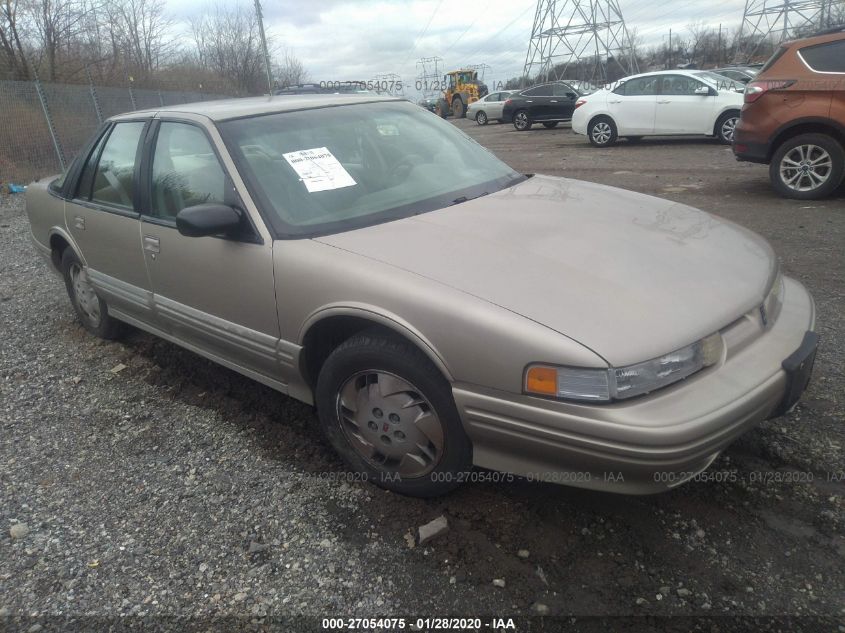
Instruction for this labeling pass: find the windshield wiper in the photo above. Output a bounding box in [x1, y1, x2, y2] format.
[451, 191, 489, 206]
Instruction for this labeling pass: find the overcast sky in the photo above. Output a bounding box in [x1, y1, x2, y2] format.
[168, 0, 749, 97]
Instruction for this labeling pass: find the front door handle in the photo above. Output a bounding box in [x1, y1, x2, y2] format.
[658, 100, 671, 104]
[550, 100, 558, 103]
[143, 235, 160, 254]
[73, 216, 85, 230]
[609, 100, 622, 104]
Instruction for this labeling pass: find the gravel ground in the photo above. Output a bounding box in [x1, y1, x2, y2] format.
[1, 121, 844, 631]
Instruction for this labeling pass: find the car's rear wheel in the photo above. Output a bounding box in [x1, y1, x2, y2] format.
[716, 111, 740, 144]
[542, 121, 558, 129]
[626, 136, 643, 143]
[513, 110, 531, 131]
[770, 133, 845, 200]
[588, 116, 617, 147]
[476, 111, 488, 125]
[61, 248, 122, 339]
[315, 329, 473, 497]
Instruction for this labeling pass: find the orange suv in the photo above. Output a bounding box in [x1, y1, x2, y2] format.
[733, 27, 845, 199]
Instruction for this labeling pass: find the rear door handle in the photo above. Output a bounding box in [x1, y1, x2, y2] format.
[609, 100, 622, 104]
[143, 235, 160, 254]
[73, 216, 85, 230]
[658, 100, 671, 104]
[550, 100, 558, 103]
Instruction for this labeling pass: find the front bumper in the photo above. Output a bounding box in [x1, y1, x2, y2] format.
[453, 276, 816, 494]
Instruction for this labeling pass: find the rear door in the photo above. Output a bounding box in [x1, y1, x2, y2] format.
[65, 120, 153, 322]
[485, 92, 506, 119]
[606, 76, 658, 134]
[655, 74, 716, 135]
[138, 117, 282, 380]
[521, 84, 555, 120]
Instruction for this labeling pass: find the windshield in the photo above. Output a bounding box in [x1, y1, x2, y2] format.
[219, 101, 523, 237]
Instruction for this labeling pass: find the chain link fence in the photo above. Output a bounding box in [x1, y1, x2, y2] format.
[0, 79, 229, 185]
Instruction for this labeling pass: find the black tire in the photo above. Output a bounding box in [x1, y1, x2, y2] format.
[60, 248, 123, 339]
[715, 110, 740, 145]
[315, 329, 473, 497]
[451, 97, 465, 118]
[513, 109, 531, 131]
[588, 116, 617, 147]
[435, 98, 449, 119]
[626, 136, 643, 143]
[475, 111, 488, 125]
[769, 133, 845, 200]
[542, 121, 559, 129]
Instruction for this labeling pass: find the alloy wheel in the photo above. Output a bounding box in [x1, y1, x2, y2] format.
[721, 116, 738, 142]
[591, 121, 612, 145]
[514, 112, 528, 130]
[779, 144, 833, 192]
[336, 370, 444, 478]
[69, 263, 101, 327]
[476, 111, 487, 125]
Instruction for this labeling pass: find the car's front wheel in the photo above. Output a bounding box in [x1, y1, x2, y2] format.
[476, 111, 488, 125]
[513, 110, 531, 131]
[770, 133, 845, 200]
[61, 248, 123, 339]
[542, 121, 558, 129]
[588, 116, 617, 147]
[315, 330, 473, 497]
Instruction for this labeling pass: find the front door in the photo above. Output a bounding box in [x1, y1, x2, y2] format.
[655, 75, 716, 135]
[521, 84, 554, 120]
[551, 83, 579, 120]
[66, 120, 153, 322]
[139, 119, 281, 379]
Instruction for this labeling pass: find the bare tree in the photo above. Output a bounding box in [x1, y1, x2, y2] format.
[191, 2, 266, 95]
[274, 48, 308, 87]
[0, 0, 30, 78]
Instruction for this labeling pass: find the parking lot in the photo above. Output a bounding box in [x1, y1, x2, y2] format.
[1, 118, 844, 628]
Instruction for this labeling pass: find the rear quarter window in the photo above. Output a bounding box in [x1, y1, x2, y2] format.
[799, 40, 845, 73]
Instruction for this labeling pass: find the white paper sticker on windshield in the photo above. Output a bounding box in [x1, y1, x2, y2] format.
[282, 147, 356, 193]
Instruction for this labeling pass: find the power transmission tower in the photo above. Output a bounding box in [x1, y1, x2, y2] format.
[416, 56, 443, 100]
[522, 0, 639, 86]
[736, 0, 843, 61]
[372, 73, 405, 97]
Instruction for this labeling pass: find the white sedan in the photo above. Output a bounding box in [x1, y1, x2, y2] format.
[572, 70, 745, 147]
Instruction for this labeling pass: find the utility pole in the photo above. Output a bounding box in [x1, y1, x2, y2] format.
[717, 24, 722, 67]
[254, 0, 274, 94]
[669, 29, 673, 68]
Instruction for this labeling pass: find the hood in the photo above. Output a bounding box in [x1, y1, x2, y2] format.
[315, 175, 774, 367]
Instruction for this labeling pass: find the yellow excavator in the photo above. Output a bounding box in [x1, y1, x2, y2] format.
[435, 69, 488, 119]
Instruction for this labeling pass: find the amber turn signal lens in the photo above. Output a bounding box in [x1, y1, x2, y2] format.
[526, 366, 557, 396]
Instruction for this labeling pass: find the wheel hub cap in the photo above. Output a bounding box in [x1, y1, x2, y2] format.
[336, 371, 444, 478]
[779, 144, 832, 192]
[70, 263, 101, 327]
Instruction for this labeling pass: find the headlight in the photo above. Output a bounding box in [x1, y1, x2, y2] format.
[525, 333, 722, 402]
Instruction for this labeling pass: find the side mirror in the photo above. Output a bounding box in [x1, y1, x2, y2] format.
[694, 85, 715, 96]
[176, 203, 242, 238]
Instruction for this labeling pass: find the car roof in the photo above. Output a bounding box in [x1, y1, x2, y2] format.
[620, 69, 709, 81]
[784, 26, 845, 48]
[110, 94, 404, 122]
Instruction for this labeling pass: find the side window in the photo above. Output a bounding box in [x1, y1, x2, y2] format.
[553, 83, 576, 97]
[89, 122, 145, 208]
[800, 40, 845, 73]
[75, 128, 110, 200]
[661, 75, 704, 96]
[523, 85, 551, 97]
[151, 122, 227, 220]
[617, 77, 658, 96]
